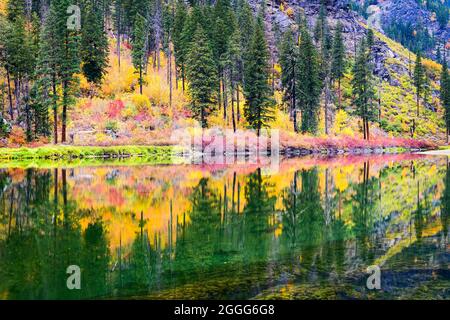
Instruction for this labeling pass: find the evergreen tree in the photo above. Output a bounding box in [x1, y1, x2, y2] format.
[314, 3, 326, 45]
[441, 61, 450, 143]
[414, 52, 425, 117]
[225, 26, 242, 132]
[185, 25, 217, 128]
[131, 13, 147, 94]
[36, 6, 60, 143]
[31, 20, 54, 138]
[243, 16, 274, 136]
[366, 28, 374, 49]
[237, 0, 254, 80]
[331, 22, 346, 109]
[172, 1, 187, 90]
[318, 15, 333, 134]
[179, 7, 204, 91]
[279, 28, 299, 132]
[81, 4, 109, 86]
[6, 0, 25, 22]
[351, 39, 376, 140]
[47, 0, 81, 143]
[297, 24, 322, 134]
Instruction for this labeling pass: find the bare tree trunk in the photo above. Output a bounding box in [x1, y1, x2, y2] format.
[231, 80, 236, 132]
[14, 78, 20, 120]
[218, 74, 222, 114]
[363, 118, 366, 140]
[175, 57, 178, 90]
[366, 118, 370, 141]
[236, 86, 240, 122]
[53, 74, 58, 144]
[169, 41, 173, 108]
[6, 69, 13, 120]
[62, 81, 67, 143]
[445, 125, 449, 144]
[294, 110, 298, 133]
[182, 65, 185, 92]
[416, 93, 420, 117]
[338, 78, 341, 109]
[139, 67, 143, 94]
[324, 76, 331, 135]
[117, 0, 121, 71]
[271, 62, 275, 93]
[222, 73, 227, 121]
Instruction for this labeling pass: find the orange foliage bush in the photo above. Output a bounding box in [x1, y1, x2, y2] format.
[7, 126, 26, 146]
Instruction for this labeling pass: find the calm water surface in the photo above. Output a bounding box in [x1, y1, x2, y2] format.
[0, 154, 449, 299]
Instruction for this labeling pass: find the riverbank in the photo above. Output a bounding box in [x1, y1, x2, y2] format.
[0, 145, 178, 161]
[0, 137, 437, 163]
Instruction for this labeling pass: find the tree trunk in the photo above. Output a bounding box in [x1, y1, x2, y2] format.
[24, 79, 31, 141]
[139, 66, 143, 94]
[366, 118, 370, 141]
[6, 69, 13, 120]
[14, 79, 20, 120]
[447, 126, 449, 144]
[231, 81, 236, 133]
[363, 118, 366, 140]
[52, 75, 58, 144]
[416, 93, 420, 117]
[338, 78, 341, 110]
[117, 3, 121, 71]
[62, 81, 67, 143]
[271, 62, 275, 94]
[182, 65, 185, 92]
[236, 86, 240, 122]
[156, 43, 161, 71]
[175, 57, 178, 90]
[222, 74, 227, 121]
[169, 43, 173, 108]
[294, 110, 298, 133]
[218, 74, 222, 113]
[324, 77, 330, 135]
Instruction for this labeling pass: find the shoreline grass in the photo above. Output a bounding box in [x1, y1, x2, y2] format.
[0, 145, 179, 161]
[0, 140, 439, 169]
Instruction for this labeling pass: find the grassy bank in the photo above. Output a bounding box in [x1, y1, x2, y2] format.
[0, 145, 179, 161]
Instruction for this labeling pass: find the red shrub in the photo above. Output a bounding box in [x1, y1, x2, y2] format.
[107, 100, 125, 119]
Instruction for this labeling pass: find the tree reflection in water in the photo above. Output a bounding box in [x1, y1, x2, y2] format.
[0, 156, 448, 299]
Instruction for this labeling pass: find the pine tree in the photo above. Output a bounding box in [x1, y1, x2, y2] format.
[297, 24, 322, 134]
[38, 5, 60, 143]
[81, 4, 109, 87]
[114, 0, 123, 69]
[47, 0, 81, 143]
[366, 28, 374, 49]
[331, 22, 346, 110]
[414, 52, 425, 117]
[351, 39, 376, 140]
[185, 24, 218, 128]
[31, 19, 54, 139]
[6, 0, 25, 22]
[314, 3, 326, 45]
[237, 0, 254, 77]
[318, 13, 333, 134]
[225, 26, 242, 132]
[279, 28, 299, 132]
[179, 7, 204, 91]
[131, 13, 147, 94]
[172, 1, 187, 90]
[243, 16, 274, 136]
[441, 61, 450, 143]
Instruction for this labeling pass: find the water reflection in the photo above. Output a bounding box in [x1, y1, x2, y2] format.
[0, 155, 448, 299]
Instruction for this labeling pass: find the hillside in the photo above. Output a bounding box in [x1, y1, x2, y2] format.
[261, 0, 446, 141]
[0, 0, 449, 152]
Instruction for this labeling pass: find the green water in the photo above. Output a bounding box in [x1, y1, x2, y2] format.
[0, 155, 448, 300]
